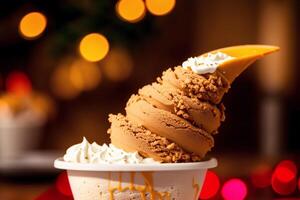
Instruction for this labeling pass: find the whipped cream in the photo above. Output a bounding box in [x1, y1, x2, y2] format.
[63, 137, 159, 164]
[182, 52, 234, 74]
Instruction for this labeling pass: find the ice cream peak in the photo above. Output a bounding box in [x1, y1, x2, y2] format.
[182, 52, 234, 74]
[63, 137, 158, 164]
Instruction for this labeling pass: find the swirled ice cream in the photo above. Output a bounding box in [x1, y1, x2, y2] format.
[63, 137, 158, 164]
[108, 45, 280, 163]
[61, 45, 279, 164]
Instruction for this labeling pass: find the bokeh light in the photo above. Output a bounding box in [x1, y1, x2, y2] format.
[298, 177, 300, 192]
[145, 0, 176, 16]
[19, 12, 47, 39]
[51, 58, 102, 99]
[250, 163, 272, 188]
[30, 93, 56, 119]
[199, 170, 220, 199]
[271, 160, 297, 195]
[116, 0, 146, 23]
[221, 178, 247, 200]
[79, 33, 109, 62]
[55, 171, 73, 196]
[0, 94, 22, 113]
[273, 160, 297, 183]
[51, 59, 81, 100]
[272, 175, 297, 195]
[6, 71, 32, 96]
[70, 59, 101, 91]
[102, 47, 133, 82]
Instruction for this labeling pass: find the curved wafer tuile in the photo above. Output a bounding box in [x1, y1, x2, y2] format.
[207, 45, 280, 83]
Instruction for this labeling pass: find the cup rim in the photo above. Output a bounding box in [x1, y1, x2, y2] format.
[54, 157, 217, 172]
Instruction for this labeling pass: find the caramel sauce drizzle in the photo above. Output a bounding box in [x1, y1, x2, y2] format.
[192, 177, 200, 200]
[108, 172, 171, 200]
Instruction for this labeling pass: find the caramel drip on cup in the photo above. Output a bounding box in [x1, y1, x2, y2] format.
[130, 172, 135, 190]
[108, 172, 171, 200]
[192, 177, 200, 200]
[140, 172, 170, 200]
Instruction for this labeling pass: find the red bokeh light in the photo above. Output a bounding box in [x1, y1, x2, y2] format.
[298, 178, 300, 191]
[274, 160, 297, 183]
[271, 160, 297, 195]
[271, 175, 297, 195]
[200, 170, 220, 199]
[6, 71, 32, 96]
[36, 187, 73, 200]
[250, 164, 272, 188]
[55, 171, 73, 196]
[221, 178, 247, 200]
[275, 166, 295, 183]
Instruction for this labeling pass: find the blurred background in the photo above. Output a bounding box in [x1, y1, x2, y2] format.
[0, 0, 299, 199]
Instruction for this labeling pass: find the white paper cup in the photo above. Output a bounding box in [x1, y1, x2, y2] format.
[54, 158, 217, 200]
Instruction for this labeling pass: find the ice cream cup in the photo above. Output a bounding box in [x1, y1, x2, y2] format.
[0, 122, 43, 161]
[54, 158, 217, 200]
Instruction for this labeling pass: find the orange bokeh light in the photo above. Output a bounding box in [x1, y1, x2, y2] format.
[69, 59, 101, 91]
[51, 57, 102, 99]
[116, 0, 146, 23]
[19, 12, 47, 39]
[102, 47, 133, 82]
[51, 59, 81, 100]
[79, 33, 109, 62]
[145, 0, 176, 16]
